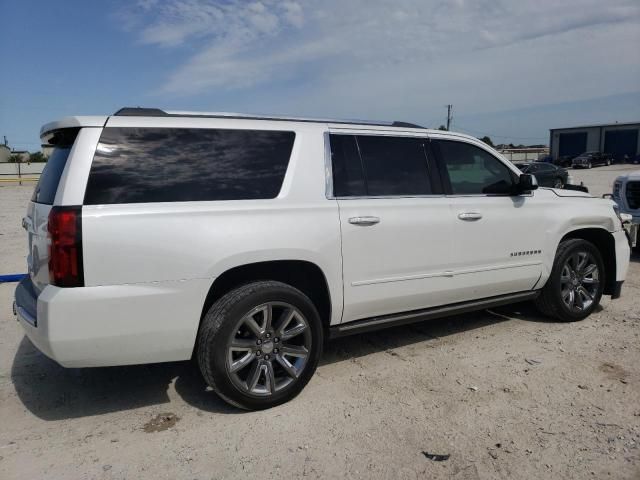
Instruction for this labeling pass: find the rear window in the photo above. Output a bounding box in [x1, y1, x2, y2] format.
[32, 129, 79, 205]
[84, 127, 295, 205]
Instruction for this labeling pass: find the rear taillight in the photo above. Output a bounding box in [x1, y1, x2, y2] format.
[48, 206, 84, 287]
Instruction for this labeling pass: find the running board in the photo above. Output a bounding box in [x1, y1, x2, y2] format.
[329, 291, 539, 338]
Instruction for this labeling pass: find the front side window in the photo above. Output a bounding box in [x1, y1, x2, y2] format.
[330, 134, 432, 197]
[84, 127, 295, 204]
[435, 140, 516, 195]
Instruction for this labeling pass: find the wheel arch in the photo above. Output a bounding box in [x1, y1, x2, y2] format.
[559, 227, 617, 295]
[199, 260, 333, 335]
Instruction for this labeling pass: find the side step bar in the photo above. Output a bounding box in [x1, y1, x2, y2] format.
[329, 290, 539, 338]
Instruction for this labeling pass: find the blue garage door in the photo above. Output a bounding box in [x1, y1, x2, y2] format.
[604, 129, 639, 161]
[558, 132, 587, 157]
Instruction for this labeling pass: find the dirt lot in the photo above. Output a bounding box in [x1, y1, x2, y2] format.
[1, 166, 639, 479]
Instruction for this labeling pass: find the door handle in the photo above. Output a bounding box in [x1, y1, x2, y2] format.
[458, 212, 483, 221]
[349, 216, 380, 226]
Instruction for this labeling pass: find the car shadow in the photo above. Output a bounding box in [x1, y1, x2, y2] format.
[10, 336, 241, 420]
[8, 301, 582, 420]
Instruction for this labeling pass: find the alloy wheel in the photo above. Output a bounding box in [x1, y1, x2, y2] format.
[559, 251, 599, 312]
[226, 302, 311, 396]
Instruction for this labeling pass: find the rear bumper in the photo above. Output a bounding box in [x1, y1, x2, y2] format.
[13, 277, 212, 368]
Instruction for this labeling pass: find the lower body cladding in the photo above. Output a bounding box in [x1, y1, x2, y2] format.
[14, 277, 212, 367]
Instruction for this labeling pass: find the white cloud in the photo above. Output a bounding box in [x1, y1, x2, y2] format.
[119, 0, 640, 121]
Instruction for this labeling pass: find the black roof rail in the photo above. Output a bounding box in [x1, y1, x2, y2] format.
[113, 107, 168, 116]
[112, 107, 425, 129]
[391, 121, 425, 128]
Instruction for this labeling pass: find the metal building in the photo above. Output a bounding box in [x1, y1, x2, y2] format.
[549, 121, 640, 161]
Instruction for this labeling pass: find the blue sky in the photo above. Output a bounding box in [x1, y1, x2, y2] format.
[1, 0, 639, 151]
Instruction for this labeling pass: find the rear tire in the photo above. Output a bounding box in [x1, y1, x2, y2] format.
[553, 178, 564, 189]
[197, 281, 323, 410]
[535, 239, 604, 322]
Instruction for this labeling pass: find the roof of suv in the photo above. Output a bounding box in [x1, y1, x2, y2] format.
[40, 107, 481, 144]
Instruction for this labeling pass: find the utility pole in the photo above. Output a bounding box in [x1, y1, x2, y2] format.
[3, 136, 7, 147]
[446, 104, 453, 131]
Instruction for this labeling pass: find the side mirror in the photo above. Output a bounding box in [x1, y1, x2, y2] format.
[517, 173, 538, 194]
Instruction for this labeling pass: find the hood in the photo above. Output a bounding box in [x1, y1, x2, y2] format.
[547, 188, 592, 198]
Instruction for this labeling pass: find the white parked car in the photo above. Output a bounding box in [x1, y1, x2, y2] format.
[14, 108, 631, 409]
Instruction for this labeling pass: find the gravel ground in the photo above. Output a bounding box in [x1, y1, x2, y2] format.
[0, 166, 639, 480]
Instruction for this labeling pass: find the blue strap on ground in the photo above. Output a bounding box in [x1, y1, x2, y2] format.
[0, 274, 27, 283]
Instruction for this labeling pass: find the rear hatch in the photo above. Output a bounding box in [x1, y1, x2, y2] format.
[25, 128, 80, 294]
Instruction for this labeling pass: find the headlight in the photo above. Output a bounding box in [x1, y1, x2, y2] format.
[613, 204, 623, 229]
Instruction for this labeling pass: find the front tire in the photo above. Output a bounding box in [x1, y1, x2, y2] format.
[553, 178, 564, 189]
[197, 281, 323, 410]
[535, 239, 605, 322]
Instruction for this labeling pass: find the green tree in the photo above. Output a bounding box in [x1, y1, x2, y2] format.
[29, 151, 47, 163]
[8, 153, 23, 163]
[438, 125, 448, 131]
[479, 136, 494, 147]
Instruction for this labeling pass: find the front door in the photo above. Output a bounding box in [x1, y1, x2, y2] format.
[431, 138, 545, 301]
[329, 132, 456, 323]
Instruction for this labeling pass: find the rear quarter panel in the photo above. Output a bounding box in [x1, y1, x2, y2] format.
[80, 123, 344, 325]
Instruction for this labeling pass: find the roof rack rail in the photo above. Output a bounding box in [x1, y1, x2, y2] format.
[113, 107, 168, 117]
[112, 107, 425, 129]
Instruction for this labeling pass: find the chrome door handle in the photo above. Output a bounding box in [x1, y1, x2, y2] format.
[458, 212, 482, 221]
[349, 216, 380, 226]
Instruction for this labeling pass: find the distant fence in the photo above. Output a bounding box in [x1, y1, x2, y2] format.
[498, 149, 549, 162]
[0, 163, 44, 184]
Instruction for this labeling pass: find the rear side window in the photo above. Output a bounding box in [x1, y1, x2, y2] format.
[357, 135, 431, 196]
[330, 135, 366, 196]
[32, 128, 79, 205]
[330, 134, 432, 197]
[84, 128, 295, 205]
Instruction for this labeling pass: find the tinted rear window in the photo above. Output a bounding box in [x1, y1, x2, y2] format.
[84, 127, 295, 205]
[330, 134, 432, 197]
[32, 129, 79, 205]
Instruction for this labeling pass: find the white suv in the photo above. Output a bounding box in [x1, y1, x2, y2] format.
[14, 108, 631, 409]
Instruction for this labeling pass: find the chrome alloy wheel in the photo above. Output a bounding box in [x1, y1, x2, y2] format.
[560, 251, 600, 312]
[226, 302, 311, 396]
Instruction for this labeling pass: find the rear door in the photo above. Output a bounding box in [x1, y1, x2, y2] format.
[330, 131, 456, 323]
[25, 129, 79, 293]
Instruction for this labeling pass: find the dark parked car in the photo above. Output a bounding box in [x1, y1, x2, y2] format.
[554, 155, 575, 167]
[571, 151, 613, 169]
[516, 162, 568, 188]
